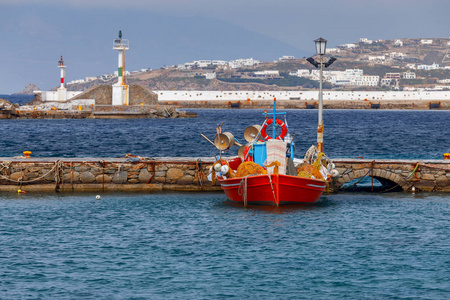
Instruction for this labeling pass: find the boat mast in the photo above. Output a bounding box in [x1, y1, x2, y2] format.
[273, 97, 276, 139]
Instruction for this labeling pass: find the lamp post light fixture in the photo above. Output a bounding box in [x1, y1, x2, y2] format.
[315, 37, 327, 55]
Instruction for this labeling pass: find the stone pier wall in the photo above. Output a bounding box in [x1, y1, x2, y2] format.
[332, 159, 450, 192]
[0, 158, 218, 192]
[1, 157, 449, 193]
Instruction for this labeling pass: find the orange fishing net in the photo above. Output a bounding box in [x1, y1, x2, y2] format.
[235, 161, 267, 177]
[297, 163, 323, 180]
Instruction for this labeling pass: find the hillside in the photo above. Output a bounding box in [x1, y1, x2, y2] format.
[65, 38, 450, 92]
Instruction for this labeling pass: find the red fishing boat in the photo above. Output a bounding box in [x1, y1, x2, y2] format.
[217, 172, 327, 206]
[205, 98, 338, 206]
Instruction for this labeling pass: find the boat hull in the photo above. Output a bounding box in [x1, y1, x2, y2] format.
[217, 174, 327, 206]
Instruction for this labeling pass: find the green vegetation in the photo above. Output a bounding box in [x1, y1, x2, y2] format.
[415, 70, 450, 80]
[401, 78, 437, 85]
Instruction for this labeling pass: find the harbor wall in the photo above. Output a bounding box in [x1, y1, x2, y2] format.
[159, 99, 450, 110]
[155, 90, 450, 109]
[1, 157, 449, 193]
[155, 90, 450, 102]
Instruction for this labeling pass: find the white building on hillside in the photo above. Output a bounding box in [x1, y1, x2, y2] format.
[254, 70, 280, 78]
[205, 72, 216, 80]
[360, 38, 373, 44]
[403, 72, 416, 79]
[228, 58, 261, 69]
[421, 39, 433, 45]
[417, 63, 440, 70]
[194, 60, 212, 68]
[389, 52, 407, 59]
[290, 68, 379, 87]
[327, 48, 340, 53]
[394, 39, 403, 46]
[212, 60, 227, 66]
[340, 43, 357, 49]
[368, 55, 386, 61]
[279, 55, 295, 61]
[289, 69, 311, 77]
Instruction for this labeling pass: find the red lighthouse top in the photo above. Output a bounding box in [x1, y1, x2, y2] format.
[58, 56, 64, 66]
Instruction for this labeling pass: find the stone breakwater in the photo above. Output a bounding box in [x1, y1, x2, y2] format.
[0, 157, 449, 193]
[0, 105, 197, 119]
[0, 157, 219, 192]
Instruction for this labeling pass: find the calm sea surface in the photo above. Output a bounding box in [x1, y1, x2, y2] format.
[1, 96, 449, 298]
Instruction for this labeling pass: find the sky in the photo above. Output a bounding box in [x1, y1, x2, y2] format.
[0, 0, 449, 94]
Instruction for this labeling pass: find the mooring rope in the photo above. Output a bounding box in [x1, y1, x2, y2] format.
[0, 161, 60, 184]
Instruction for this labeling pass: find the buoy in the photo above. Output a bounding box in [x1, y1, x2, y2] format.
[444, 153, 450, 160]
[96, 195, 101, 200]
[213, 163, 222, 172]
[411, 186, 416, 194]
[330, 169, 340, 177]
[23, 151, 32, 158]
[220, 165, 229, 175]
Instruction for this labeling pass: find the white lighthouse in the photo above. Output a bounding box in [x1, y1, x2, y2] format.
[57, 55, 67, 101]
[112, 30, 129, 105]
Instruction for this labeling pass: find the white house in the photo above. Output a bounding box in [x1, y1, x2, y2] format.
[394, 39, 403, 47]
[228, 58, 261, 69]
[421, 39, 433, 45]
[279, 55, 295, 61]
[254, 70, 280, 78]
[340, 43, 357, 49]
[205, 72, 216, 80]
[389, 52, 407, 59]
[289, 69, 311, 77]
[360, 38, 373, 44]
[326, 48, 340, 53]
[417, 63, 440, 70]
[368, 55, 386, 61]
[402, 72, 416, 79]
[194, 60, 212, 68]
[212, 60, 227, 66]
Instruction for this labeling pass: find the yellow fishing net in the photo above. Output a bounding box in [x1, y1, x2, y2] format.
[297, 163, 323, 180]
[235, 161, 267, 177]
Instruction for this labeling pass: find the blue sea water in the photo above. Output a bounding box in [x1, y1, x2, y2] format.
[0, 109, 449, 159]
[0, 94, 34, 105]
[0, 192, 449, 299]
[0, 108, 450, 299]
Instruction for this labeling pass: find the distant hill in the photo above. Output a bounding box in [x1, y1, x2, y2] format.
[13, 84, 40, 95]
[62, 37, 449, 92]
